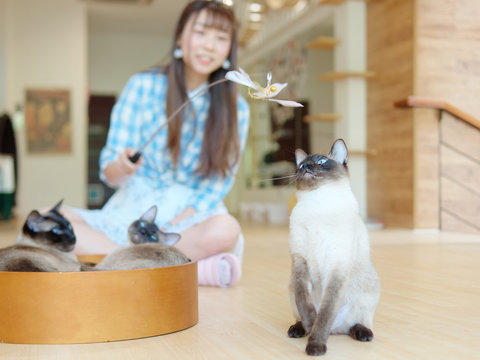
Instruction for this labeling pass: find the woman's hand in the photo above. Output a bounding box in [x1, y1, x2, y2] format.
[118, 148, 141, 175]
[103, 148, 142, 187]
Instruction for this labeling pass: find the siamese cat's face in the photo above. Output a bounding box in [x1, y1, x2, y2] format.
[22, 200, 76, 252]
[295, 139, 349, 191]
[128, 205, 181, 246]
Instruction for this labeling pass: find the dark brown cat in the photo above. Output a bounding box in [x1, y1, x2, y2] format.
[0, 200, 83, 272]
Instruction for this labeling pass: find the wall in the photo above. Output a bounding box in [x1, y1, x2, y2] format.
[413, 0, 480, 228]
[367, 0, 480, 229]
[333, 1, 368, 217]
[4, 0, 88, 214]
[415, 0, 480, 117]
[0, 0, 6, 112]
[88, 32, 170, 95]
[297, 38, 335, 154]
[367, 0, 415, 227]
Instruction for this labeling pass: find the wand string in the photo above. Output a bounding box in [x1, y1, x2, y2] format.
[128, 77, 228, 163]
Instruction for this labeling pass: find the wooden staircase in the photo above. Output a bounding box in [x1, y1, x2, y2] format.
[396, 97, 480, 234]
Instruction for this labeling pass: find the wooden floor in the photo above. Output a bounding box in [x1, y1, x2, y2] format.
[0, 220, 479, 359]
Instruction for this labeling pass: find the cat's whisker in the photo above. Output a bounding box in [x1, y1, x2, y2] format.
[254, 174, 296, 185]
[287, 176, 298, 186]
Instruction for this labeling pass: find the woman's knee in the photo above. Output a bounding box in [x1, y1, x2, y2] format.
[207, 214, 241, 249]
[59, 207, 85, 223]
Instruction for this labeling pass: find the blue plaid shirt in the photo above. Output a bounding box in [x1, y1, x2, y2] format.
[99, 71, 250, 212]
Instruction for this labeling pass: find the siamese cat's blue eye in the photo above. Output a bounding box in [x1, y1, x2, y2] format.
[317, 158, 327, 165]
[51, 227, 62, 235]
[149, 234, 158, 241]
[139, 221, 146, 228]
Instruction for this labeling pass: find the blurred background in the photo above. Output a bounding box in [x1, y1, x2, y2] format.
[1, 0, 480, 233]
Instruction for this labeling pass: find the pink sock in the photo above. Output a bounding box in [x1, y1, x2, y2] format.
[197, 253, 242, 287]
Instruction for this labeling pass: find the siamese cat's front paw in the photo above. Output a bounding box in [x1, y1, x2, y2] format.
[288, 321, 306, 338]
[349, 324, 374, 342]
[305, 340, 327, 356]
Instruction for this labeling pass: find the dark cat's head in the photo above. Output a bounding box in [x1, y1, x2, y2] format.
[22, 199, 76, 252]
[128, 205, 181, 246]
[295, 139, 349, 191]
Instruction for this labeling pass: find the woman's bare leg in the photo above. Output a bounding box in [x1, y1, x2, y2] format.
[175, 214, 240, 261]
[58, 207, 239, 257]
[61, 207, 121, 255]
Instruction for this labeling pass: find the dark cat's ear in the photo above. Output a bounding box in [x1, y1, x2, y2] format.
[25, 210, 43, 232]
[51, 199, 64, 213]
[295, 149, 308, 166]
[25, 210, 56, 232]
[163, 233, 181, 246]
[141, 205, 157, 223]
[329, 139, 348, 166]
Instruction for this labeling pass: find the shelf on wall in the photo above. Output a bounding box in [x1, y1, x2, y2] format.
[317, 71, 375, 81]
[305, 36, 340, 50]
[304, 113, 340, 122]
[317, 0, 347, 5]
[317, 0, 368, 5]
[349, 149, 378, 157]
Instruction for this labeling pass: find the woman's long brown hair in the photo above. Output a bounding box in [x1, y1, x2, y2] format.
[166, 1, 239, 178]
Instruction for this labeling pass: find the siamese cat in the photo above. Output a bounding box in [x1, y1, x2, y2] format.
[0, 200, 83, 272]
[288, 139, 380, 356]
[95, 205, 190, 271]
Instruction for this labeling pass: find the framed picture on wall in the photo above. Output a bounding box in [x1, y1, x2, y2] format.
[25, 89, 71, 154]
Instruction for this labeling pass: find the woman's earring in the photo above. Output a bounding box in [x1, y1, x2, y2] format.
[173, 47, 183, 59]
[222, 59, 231, 70]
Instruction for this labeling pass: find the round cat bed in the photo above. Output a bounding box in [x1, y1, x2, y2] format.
[0, 255, 198, 344]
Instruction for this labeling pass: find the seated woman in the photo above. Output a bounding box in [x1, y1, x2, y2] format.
[62, 0, 249, 287]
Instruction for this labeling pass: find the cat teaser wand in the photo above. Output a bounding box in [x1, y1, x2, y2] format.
[128, 77, 226, 163]
[128, 68, 303, 163]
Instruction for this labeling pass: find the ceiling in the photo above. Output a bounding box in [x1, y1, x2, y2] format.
[87, 0, 193, 35]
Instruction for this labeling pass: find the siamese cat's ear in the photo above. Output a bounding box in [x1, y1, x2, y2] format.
[26, 210, 56, 232]
[141, 205, 157, 223]
[329, 139, 348, 166]
[163, 233, 181, 246]
[25, 210, 43, 232]
[51, 199, 64, 213]
[295, 149, 308, 166]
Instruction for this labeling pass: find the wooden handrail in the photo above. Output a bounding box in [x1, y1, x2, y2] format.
[395, 96, 480, 130]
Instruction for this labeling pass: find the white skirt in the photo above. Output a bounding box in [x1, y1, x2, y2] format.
[72, 176, 228, 246]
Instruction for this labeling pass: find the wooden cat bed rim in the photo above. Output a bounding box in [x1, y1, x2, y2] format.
[0, 256, 198, 344]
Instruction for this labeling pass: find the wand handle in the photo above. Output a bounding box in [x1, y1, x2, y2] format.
[127, 77, 228, 163]
[128, 151, 142, 163]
